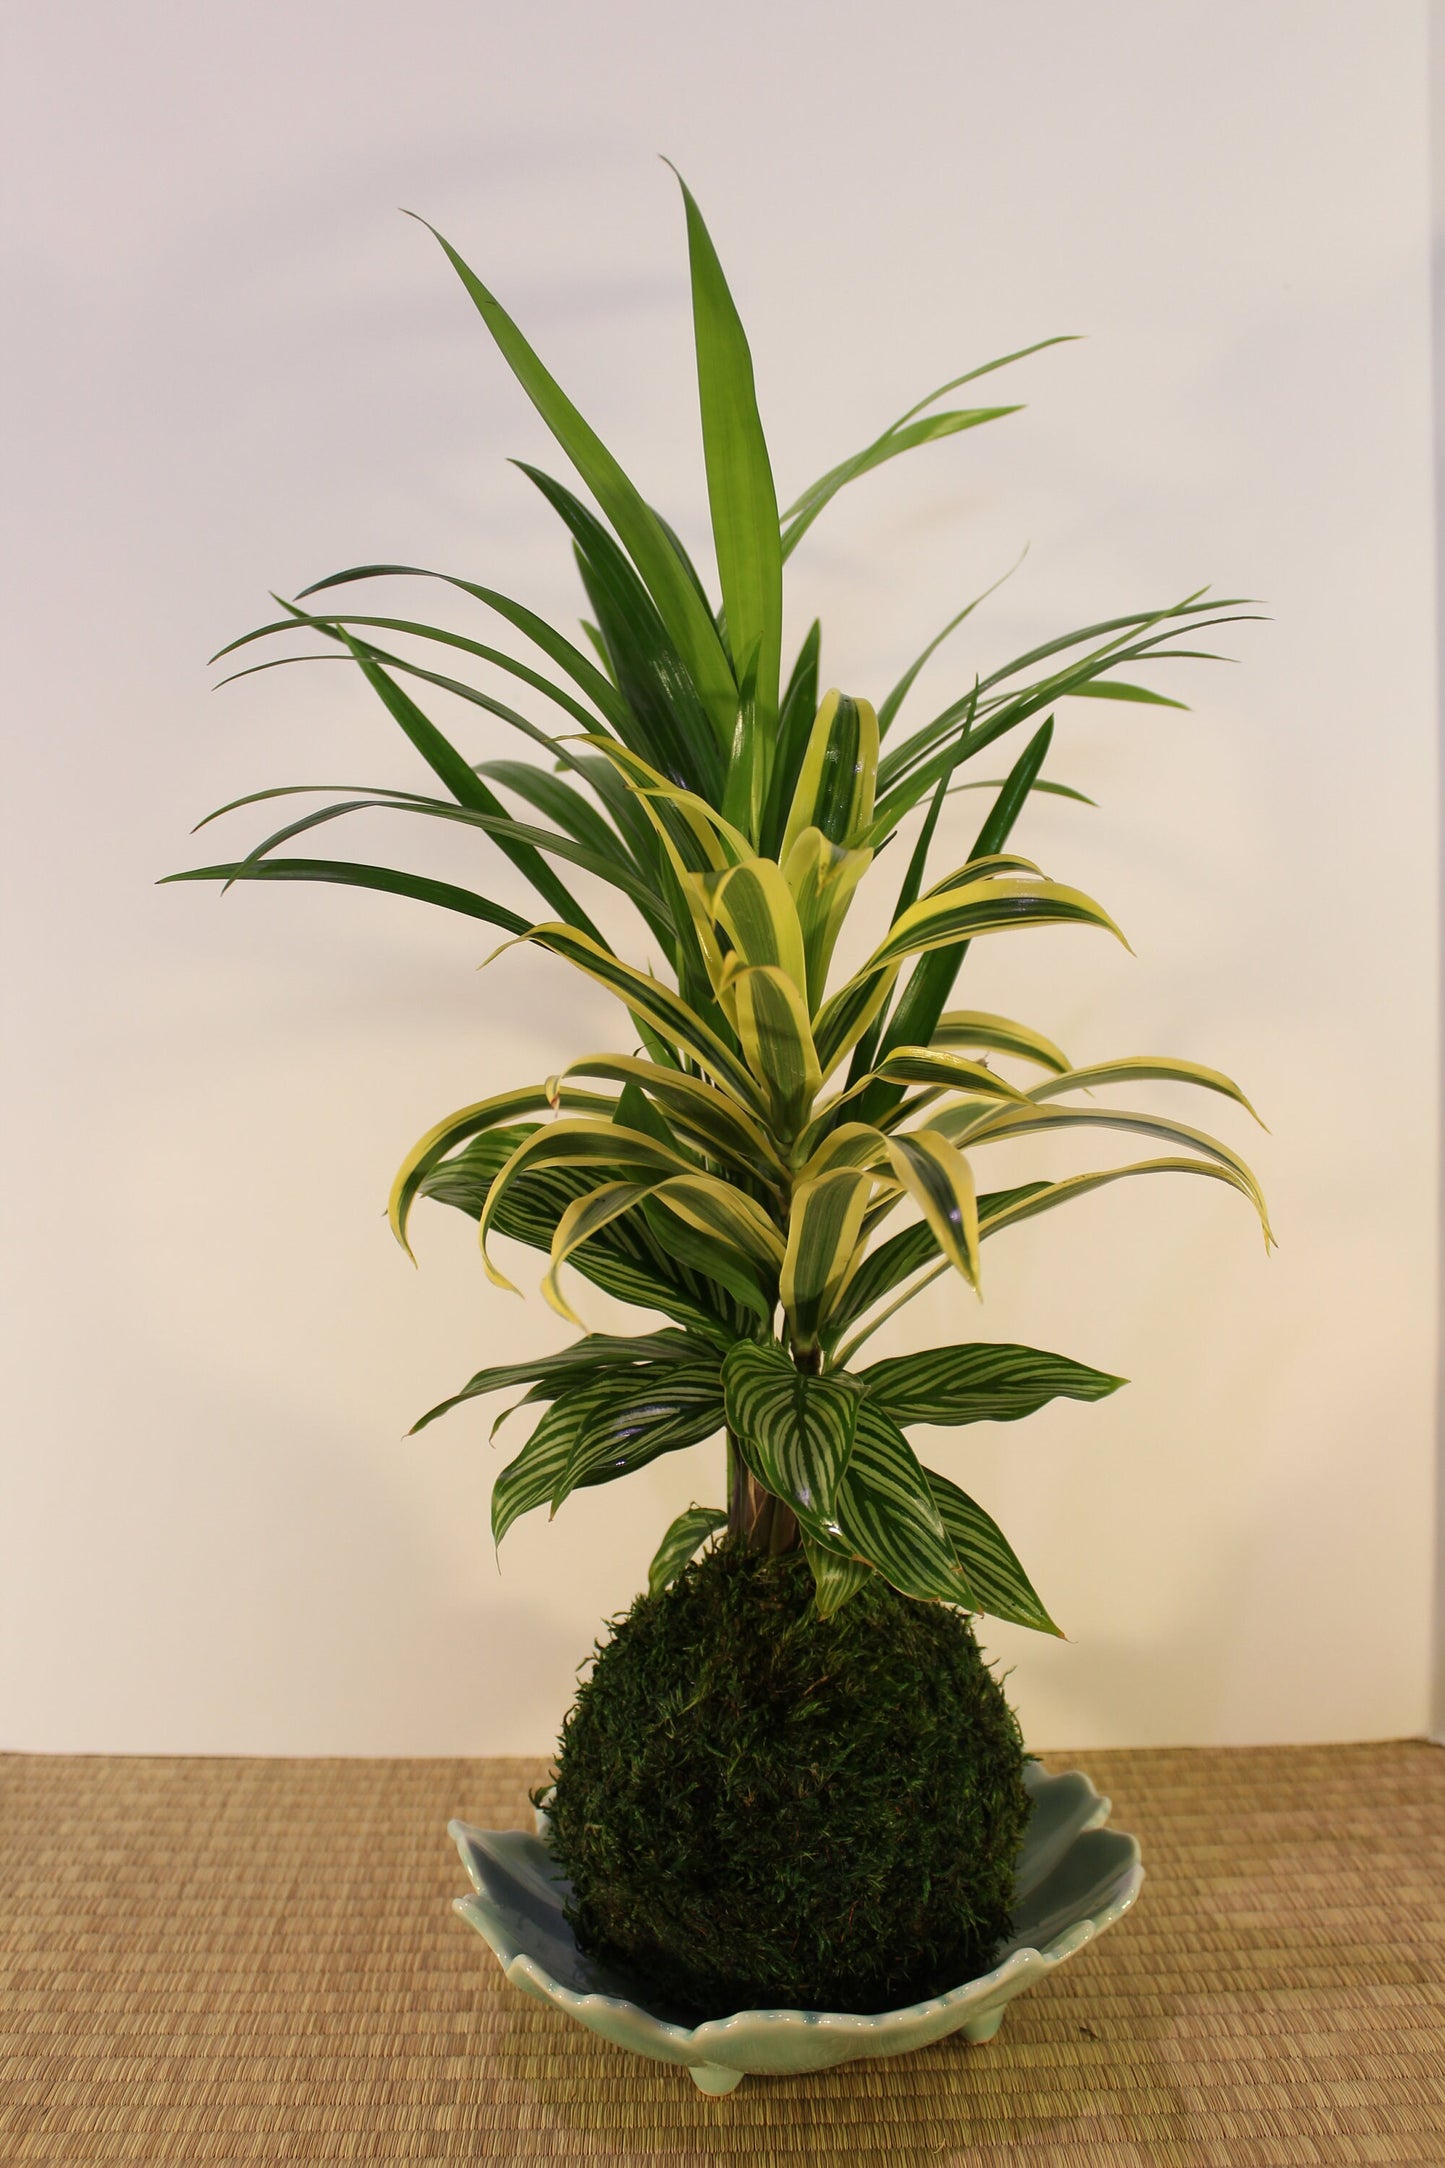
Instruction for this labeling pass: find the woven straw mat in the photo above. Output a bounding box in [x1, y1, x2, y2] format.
[2, 1740, 1442, 2165]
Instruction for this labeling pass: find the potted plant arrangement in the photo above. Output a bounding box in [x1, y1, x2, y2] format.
[170, 174, 1268, 2093]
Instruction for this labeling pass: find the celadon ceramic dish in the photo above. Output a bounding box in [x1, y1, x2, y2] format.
[449, 1760, 1142, 2093]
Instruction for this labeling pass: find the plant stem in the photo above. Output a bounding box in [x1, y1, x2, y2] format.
[727, 1431, 800, 1554]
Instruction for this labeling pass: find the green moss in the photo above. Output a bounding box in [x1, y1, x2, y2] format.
[542, 1540, 1030, 2020]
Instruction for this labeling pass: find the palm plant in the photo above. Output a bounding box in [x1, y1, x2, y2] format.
[169, 176, 1268, 1641]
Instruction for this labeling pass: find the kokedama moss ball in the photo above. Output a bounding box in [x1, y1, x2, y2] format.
[543, 1540, 1031, 2020]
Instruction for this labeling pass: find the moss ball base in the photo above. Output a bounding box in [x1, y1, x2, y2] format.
[543, 1541, 1031, 2021]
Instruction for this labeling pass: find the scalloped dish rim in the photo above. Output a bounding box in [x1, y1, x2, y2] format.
[449, 1758, 1143, 2091]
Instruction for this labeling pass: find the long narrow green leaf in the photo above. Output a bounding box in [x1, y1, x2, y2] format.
[762, 620, 822, 855]
[411, 215, 739, 742]
[215, 607, 610, 736]
[224, 790, 659, 937]
[672, 168, 783, 749]
[1064, 679, 1188, 709]
[879, 600, 1256, 798]
[877, 554, 1026, 736]
[519, 463, 723, 798]
[327, 640, 612, 935]
[294, 562, 632, 729]
[477, 759, 629, 866]
[161, 858, 531, 939]
[781, 406, 1023, 560]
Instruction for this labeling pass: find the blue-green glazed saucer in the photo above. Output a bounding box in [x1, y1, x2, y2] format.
[449, 1760, 1141, 2094]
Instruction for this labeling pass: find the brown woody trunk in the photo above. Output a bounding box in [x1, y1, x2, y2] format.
[726, 1433, 800, 1554]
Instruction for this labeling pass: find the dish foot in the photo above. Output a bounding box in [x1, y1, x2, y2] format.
[689, 2062, 744, 2095]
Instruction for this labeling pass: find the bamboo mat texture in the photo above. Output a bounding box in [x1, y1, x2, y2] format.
[2, 1741, 1442, 2165]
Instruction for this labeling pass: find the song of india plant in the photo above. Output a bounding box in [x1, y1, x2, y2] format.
[171, 175, 1269, 2018]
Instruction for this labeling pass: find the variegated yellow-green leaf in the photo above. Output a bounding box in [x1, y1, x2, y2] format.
[577, 737, 754, 869]
[780, 690, 879, 858]
[866, 872, 1127, 976]
[725, 963, 821, 1137]
[1028, 1055, 1264, 1124]
[942, 1100, 1272, 1241]
[883, 1129, 981, 1291]
[479, 1119, 693, 1290]
[649, 1174, 786, 1277]
[542, 1181, 658, 1323]
[791, 1118, 893, 1181]
[811, 963, 901, 1079]
[388, 1082, 615, 1257]
[932, 1009, 1073, 1076]
[703, 858, 809, 995]
[648, 1503, 729, 1598]
[924, 1465, 1061, 1633]
[782, 825, 872, 1011]
[781, 1168, 875, 1350]
[548, 1053, 786, 1182]
[977, 1156, 1269, 1245]
[868, 1047, 1032, 1104]
[520, 923, 763, 1109]
[723, 1340, 861, 1530]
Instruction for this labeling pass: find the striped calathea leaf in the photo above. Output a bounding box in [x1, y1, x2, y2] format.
[171, 167, 1272, 1635]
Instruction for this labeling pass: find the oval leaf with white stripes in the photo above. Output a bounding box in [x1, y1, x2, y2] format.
[860, 1342, 1125, 1427]
[647, 1504, 729, 1598]
[832, 1400, 966, 1603]
[924, 1465, 1061, 1634]
[723, 1340, 861, 1528]
[802, 1534, 874, 1619]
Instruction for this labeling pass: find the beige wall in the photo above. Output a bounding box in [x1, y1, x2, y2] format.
[2, 0, 1436, 1753]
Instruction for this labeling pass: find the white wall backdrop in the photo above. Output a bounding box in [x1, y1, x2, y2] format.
[2, 0, 1436, 1755]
